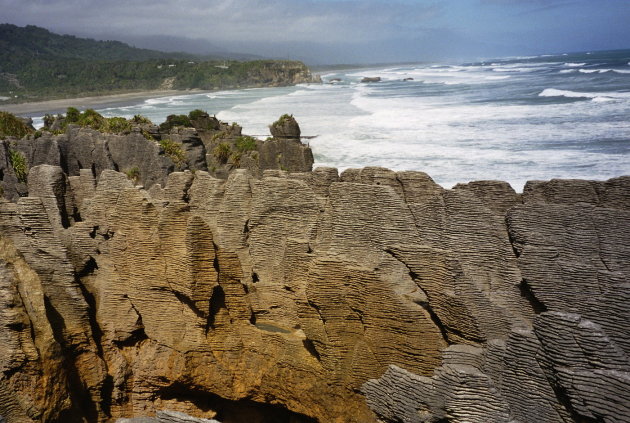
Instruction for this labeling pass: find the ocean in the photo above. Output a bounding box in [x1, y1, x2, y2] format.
[68, 49, 630, 191]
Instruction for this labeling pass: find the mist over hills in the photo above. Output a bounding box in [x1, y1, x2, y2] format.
[0, 23, 262, 66]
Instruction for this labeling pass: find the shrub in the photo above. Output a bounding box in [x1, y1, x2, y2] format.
[8, 149, 28, 182]
[230, 151, 242, 167]
[213, 142, 231, 163]
[235, 135, 257, 153]
[188, 109, 207, 120]
[106, 117, 131, 133]
[141, 130, 155, 141]
[43, 114, 55, 128]
[124, 167, 140, 184]
[76, 109, 106, 130]
[212, 131, 227, 141]
[159, 114, 192, 131]
[66, 107, 80, 123]
[132, 114, 152, 124]
[159, 138, 187, 167]
[0, 112, 32, 138]
[275, 113, 293, 125]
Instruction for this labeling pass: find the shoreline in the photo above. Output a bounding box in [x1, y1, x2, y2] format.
[0, 89, 206, 116]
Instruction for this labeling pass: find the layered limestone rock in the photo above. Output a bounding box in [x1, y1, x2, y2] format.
[0, 163, 628, 423]
[0, 116, 314, 201]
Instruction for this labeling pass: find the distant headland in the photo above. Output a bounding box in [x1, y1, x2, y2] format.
[0, 24, 320, 104]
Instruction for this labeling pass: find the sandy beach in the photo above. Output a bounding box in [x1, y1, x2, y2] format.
[0, 89, 205, 116]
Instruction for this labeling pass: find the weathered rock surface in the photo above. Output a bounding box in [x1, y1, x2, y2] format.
[269, 115, 301, 140]
[0, 118, 314, 201]
[0, 165, 628, 423]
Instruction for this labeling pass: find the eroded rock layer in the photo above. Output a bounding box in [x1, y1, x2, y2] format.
[0, 163, 628, 423]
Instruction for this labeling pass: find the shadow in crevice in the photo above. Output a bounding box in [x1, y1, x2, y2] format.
[159, 383, 318, 423]
[44, 296, 99, 423]
[519, 279, 547, 314]
[206, 285, 226, 332]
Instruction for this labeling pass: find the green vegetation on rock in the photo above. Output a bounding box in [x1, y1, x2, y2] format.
[132, 114, 152, 125]
[8, 148, 28, 182]
[213, 142, 231, 163]
[235, 135, 258, 152]
[188, 109, 207, 121]
[159, 115, 193, 131]
[106, 117, 132, 133]
[124, 167, 140, 184]
[159, 138, 186, 168]
[274, 114, 293, 125]
[0, 111, 32, 138]
[58, 107, 131, 133]
[230, 151, 242, 167]
[66, 107, 81, 122]
[76, 109, 106, 129]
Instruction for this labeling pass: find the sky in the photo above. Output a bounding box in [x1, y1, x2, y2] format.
[2, 0, 630, 64]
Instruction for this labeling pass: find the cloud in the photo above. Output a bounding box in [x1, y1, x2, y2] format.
[0, 0, 442, 44]
[1, 0, 627, 63]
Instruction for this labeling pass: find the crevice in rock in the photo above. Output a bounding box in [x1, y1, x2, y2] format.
[158, 383, 318, 423]
[384, 248, 453, 345]
[252, 272, 259, 283]
[58, 142, 69, 176]
[113, 297, 148, 348]
[549, 381, 599, 423]
[302, 339, 321, 361]
[43, 295, 99, 422]
[74, 263, 114, 417]
[173, 290, 207, 320]
[206, 285, 226, 332]
[505, 215, 522, 259]
[78, 256, 99, 278]
[212, 249, 220, 274]
[112, 327, 148, 348]
[519, 279, 547, 314]
[307, 299, 325, 324]
[71, 205, 82, 223]
[182, 177, 193, 204]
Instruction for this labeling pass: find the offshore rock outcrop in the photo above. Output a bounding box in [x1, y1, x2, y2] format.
[0, 148, 628, 421]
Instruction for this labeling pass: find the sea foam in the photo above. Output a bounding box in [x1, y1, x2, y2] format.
[539, 88, 630, 101]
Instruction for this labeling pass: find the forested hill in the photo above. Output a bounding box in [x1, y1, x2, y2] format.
[0, 24, 318, 102]
[0, 24, 195, 68]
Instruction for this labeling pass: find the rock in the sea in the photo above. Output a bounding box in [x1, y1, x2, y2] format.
[269, 114, 301, 139]
[361, 76, 381, 83]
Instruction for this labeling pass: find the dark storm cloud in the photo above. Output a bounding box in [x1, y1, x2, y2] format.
[1, 0, 629, 63]
[1, 0, 441, 43]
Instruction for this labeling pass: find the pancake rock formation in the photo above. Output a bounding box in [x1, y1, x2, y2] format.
[0, 117, 629, 423]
